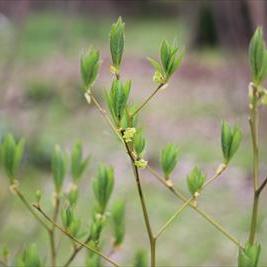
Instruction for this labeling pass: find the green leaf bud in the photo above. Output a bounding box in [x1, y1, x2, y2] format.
[90, 213, 106, 243]
[133, 129, 146, 157]
[35, 190, 42, 204]
[86, 253, 102, 267]
[71, 141, 90, 182]
[187, 167, 206, 195]
[111, 200, 125, 246]
[81, 48, 100, 89]
[61, 206, 74, 229]
[16, 244, 42, 267]
[92, 164, 114, 213]
[221, 121, 242, 164]
[1, 134, 25, 183]
[133, 250, 148, 267]
[66, 183, 79, 206]
[238, 242, 261, 267]
[106, 79, 131, 126]
[249, 27, 267, 85]
[110, 17, 125, 70]
[160, 144, 179, 179]
[51, 145, 67, 193]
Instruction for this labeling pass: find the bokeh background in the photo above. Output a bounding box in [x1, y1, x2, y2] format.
[0, 1, 267, 266]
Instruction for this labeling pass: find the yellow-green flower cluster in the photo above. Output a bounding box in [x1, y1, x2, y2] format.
[123, 127, 136, 143]
[134, 159, 148, 169]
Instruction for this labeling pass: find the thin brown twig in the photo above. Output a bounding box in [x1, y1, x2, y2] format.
[130, 83, 164, 117]
[10, 185, 50, 231]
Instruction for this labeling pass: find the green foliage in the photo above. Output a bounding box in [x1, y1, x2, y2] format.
[66, 184, 79, 206]
[249, 27, 267, 85]
[86, 253, 102, 267]
[221, 121, 242, 164]
[90, 213, 106, 244]
[61, 206, 73, 229]
[16, 244, 42, 267]
[148, 40, 184, 83]
[133, 250, 148, 267]
[121, 105, 138, 129]
[71, 141, 90, 182]
[111, 200, 125, 246]
[110, 17, 125, 70]
[133, 129, 146, 157]
[1, 134, 25, 182]
[92, 165, 114, 213]
[51, 145, 67, 193]
[81, 48, 101, 89]
[61, 206, 82, 237]
[106, 79, 131, 126]
[160, 144, 179, 179]
[187, 167, 206, 195]
[238, 243, 261, 267]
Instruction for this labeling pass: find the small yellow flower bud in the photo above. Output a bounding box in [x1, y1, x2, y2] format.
[110, 65, 119, 75]
[153, 71, 165, 84]
[123, 128, 136, 143]
[134, 159, 148, 169]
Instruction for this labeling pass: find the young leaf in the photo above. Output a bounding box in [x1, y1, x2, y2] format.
[1, 134, 25, 182]
[110, 17, 125, 69]
[17, 244, 42, 267]
[111, 200, 125, 246]
[92, 164, 114, 213]
[221, 121, 242, 164]
[249, 27, 267, 85]
[133, 250, 148, 267]
[61, 206, 74, 229]
[160, 144, 180, 179]
[71, 141, 90, 182]
[187, 167, 206, 195]
[51, 145, 67, 193]
[90, 213, 106, 243]
[81, 48, 100, 89]
[238, 242, 261, 267]
[106, 79, 131, 126]
[147, 57, 162, 72]
[86, 253, 102, 267]
[133, 129, 146, 157]
[66, 184, 79, 206]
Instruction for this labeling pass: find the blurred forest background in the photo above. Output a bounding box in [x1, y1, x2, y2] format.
[0, 0, 267, 266]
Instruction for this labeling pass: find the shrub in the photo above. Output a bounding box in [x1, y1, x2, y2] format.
[1, 18, 267, 267]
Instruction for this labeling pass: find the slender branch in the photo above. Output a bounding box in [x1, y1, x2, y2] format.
[90, 93, 124, 143]
[130, 83, 164, 117]
[10, 184, 50, 231]
[154, 163, 227, 239]
[146, 165, 243, 248]
[63, 235, 91, 267]
[256, 176, 267, 196]
[124, 141, 156, 267]
[50, 194, 60, 267]
[155, 198, 192, 239]
[33, 204, 119, 267]
[88, 91, 243, 250]
[248, 84, 260, 245]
